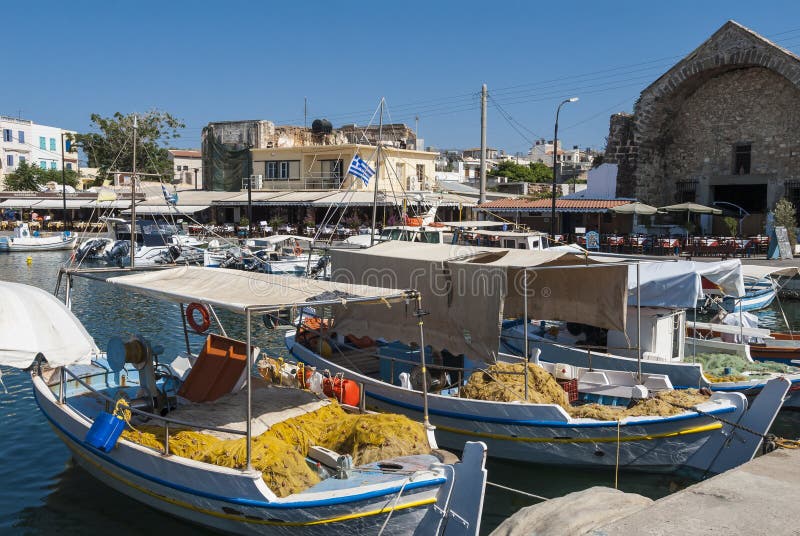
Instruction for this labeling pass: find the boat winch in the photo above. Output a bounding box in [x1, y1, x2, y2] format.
[107, 334, 170, 413]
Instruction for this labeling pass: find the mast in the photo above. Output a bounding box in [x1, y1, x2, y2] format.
[370, 98, 384, 247]
[130, 114, 137, 268]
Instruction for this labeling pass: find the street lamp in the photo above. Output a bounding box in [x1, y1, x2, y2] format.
[550, 97, 579, 240]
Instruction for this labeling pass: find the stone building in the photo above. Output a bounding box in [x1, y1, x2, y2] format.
[604, 21, 800, 234]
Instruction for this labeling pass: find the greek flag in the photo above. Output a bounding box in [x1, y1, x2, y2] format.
[347, 155, 375, 186]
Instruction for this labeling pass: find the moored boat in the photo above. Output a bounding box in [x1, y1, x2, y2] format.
[0, 222, 76, 252]
[0, 268, 488, 535]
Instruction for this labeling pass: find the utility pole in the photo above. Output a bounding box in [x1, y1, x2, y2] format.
[479, 84, 487, 206]
[370, 98, 384, 247]
[131, 114, 137, 268]
[550, 97, 578, 240]
[61, 132, 67, 229]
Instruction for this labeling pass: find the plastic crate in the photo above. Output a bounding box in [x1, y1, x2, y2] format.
[557, 378, 578, 403]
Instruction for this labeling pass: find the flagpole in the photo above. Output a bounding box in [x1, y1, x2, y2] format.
[370, 98, 384, 247]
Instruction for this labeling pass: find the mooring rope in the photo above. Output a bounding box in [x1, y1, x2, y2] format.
[486, 481, 548, 501]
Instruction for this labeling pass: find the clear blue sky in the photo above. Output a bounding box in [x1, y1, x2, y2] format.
[4, 0, 800, 156]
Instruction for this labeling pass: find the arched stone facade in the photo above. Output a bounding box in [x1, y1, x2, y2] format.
[605, 21, 800, 230]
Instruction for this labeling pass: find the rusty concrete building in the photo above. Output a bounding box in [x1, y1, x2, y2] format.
[202, 119, 418, 192]
[604, 21, 800, 234]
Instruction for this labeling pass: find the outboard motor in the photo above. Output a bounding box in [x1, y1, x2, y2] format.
[309, 256, 329, 278]
[105, 240, 130, 264]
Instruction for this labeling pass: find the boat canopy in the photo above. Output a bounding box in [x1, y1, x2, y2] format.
[0, 282, 98, 368]
[105, 266, 413, 314]
[331, 242, 629, 359]
[740, 264, 800, 280]
[622, 259, 745, 307]
[254, 235, 316, 245]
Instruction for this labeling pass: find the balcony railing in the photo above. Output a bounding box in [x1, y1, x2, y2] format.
[244, 175, 345, 191]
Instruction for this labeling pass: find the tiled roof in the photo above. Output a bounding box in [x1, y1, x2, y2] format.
[479, 198, 632, 213]
[169, 149, 201, 158]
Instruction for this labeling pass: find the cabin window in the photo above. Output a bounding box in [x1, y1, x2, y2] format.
[419, 231, 440, 244]
[503, 239, 516, 249]
[733, 143, 751, 175]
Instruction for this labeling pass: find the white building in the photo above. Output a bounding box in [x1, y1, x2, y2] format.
[168, 149, 203, 189]
[0, 116, 77, 189]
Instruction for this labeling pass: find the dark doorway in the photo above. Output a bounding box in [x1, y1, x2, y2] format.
[713, 184, 767, 214]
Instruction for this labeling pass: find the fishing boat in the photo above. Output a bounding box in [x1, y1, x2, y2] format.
[289, 242, 789, 476]
[245, 235, 325, 276]
[0, 222, 77, 252]
[0, 268, 488, 535]
[688, 266, 800, 366]
[499, 260, 800, 407]
[720, 276, 776, 312]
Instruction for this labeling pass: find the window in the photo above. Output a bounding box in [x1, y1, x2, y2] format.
[39, 137, 46, 149]
[733, 143, 751, 175]
[266, 162, 277, 178]
[6, 155, 13, 167]
[676, 179, 698, 203]
[183, 165, 189, 171]
[19, 156, 25, 164]
[280, 162, 289, 178]
[66, 163, 72, 170]
[50, 161, 56, 169]
[416, 164, 425, 182]
[49, 138, 56, 151]
[2, 129, 11, 142]
[18, 131, 24, 144]
[39, 160, 47, 169]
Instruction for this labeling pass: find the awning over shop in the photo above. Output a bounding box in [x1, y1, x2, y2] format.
[82, 200, 132, 209]
[31, 199, 86, 210]
[121, 205, 210, 215]
[0, 199, 42, 208]
[311, 191, 386, 206]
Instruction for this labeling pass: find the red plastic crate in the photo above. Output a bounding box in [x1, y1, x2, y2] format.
[557, 378, 578, 403]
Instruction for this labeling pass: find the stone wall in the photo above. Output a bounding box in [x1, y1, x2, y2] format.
[603, 21, 800, 210]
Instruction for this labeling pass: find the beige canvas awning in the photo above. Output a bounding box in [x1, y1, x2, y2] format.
[331, 242, 628, 360]
[106, 266, 412, 314]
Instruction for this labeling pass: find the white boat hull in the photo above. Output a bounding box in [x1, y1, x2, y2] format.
[290, 335, 789, 476]
[33, 373, 464, 535]
[0, 235, 77, 251]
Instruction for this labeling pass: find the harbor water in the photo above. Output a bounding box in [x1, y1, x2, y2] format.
[2, 251, 799, 535]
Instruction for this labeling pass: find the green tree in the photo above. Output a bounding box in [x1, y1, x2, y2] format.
[4, 161, 41, 191]
[4, 161, 80, 191]
[774, 197, 798, 248]
[489, 160, 553, 183]
[74, 110, 185, 184]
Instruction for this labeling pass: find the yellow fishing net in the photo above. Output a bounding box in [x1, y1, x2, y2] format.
[459, 362, 711, 421]
[120, 400, 431, 497]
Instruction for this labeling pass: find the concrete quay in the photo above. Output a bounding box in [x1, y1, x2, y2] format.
[594, 448, 800, 535]
[492, 448, 800, 535]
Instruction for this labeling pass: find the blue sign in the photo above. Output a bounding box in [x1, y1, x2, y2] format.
[585, 231, 600, 251]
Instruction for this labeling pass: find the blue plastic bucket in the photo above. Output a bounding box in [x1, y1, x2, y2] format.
[85, 411, 126, 452]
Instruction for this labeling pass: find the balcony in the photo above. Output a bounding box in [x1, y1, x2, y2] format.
[243, 174, 345, 191]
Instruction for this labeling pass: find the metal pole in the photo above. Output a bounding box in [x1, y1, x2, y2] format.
[370, 98, 384, 247]
[416, 295, 430, 428]
[636, 261, 642, 382]
[523, 269, 529, 401]
[130, 114, 137, 269]
[247, 173, 253, 237]
[774, 277, 794, 337]
[245, 308, 252, 470]
[479, 84, 487, 205]
[551, 98, 578, 240]
[179, 303, 191, 355]
[193, 168, 198, 191]
[61, 132, 67, 228]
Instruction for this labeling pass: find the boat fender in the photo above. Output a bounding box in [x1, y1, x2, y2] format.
[322, 373, 361, 406]
[186, 302, 211, 333]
